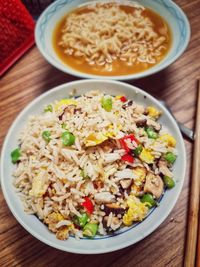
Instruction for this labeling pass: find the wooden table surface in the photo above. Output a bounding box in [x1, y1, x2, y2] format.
[0, 1, 200, 266]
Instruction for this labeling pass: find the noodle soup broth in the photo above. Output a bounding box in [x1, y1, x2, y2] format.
[53, 2, 172, 76]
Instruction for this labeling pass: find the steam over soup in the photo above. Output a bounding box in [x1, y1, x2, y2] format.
[53, 2, 172, 76]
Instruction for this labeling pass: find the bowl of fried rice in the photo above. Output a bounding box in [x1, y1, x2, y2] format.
[1, 79, 186, 253]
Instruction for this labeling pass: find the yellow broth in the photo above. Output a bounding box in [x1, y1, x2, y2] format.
[52, 4, 172, 76]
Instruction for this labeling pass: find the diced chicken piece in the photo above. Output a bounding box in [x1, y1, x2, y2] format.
[103, 215, 122, 230]
[144, 172, 164, 199]
[104, 153, 121, 163]
[103, 203, 125, 215]
[120, 179, 132, 189]
[158, 159, 173, 177]
[147, 118, 162, 131]
[134, 105, 145, 114]
[115, 169, 136, 180]
[94, 192, 115, 204]
[111, 216, 121, 225]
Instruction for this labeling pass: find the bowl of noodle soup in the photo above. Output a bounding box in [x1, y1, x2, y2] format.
[35, 0, 190, 80]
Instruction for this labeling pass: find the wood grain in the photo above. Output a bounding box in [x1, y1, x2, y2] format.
[197, 213, 200, 267]
[184, 80, 200, 267]
[0, 1, 200, 266]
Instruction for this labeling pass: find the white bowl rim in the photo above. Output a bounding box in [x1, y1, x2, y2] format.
[35, 0, 191, 80]
[1, 79, 186, 254]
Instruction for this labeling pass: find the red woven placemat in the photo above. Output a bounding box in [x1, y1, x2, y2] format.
[0, 0, 35, 76]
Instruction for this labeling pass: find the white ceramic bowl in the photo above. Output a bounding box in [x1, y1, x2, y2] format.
[35, 0, 190, 80]
[1, 80, 186, 254]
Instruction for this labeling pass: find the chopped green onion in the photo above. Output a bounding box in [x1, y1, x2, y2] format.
[164, 152, 177, 164]
[101, 96, 112, 112]
[140, 193, 156, 208]
[11, 148, 21, 163]
[61, 131, 75, 146]
[44, 104, 53, 113]
[42, 131, 51, 143]
[83, 223, 98, 238]
[61, 123, 67, 129]
[77, 213, 89, 227]
[145, 127, 158, 139]
[80, 169, 90, 179]
[163, 175, 175, 189]
[133, 144, 143, 157]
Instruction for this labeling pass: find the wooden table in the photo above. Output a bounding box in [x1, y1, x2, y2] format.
[0, 1, 200, 266]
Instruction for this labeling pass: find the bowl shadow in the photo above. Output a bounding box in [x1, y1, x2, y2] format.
[40, 65, 169, 100]
[128, 68, 169, 99]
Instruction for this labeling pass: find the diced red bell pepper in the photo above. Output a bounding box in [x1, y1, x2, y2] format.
[119, 134, 139, 152]
[120, 96, 127, 102]
[81, 197, 94, 214]
[121, 154, 134, 163]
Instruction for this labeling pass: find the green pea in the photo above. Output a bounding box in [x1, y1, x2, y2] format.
[42, 131, 51, 143]
[61, 131, 75, 146]
[163, 175, 175, 189]
[44, 104, 53, 113]
[11, 148, 21, 163]
[140, 193, 156, 208]
[101, 96, 112, 112]
[133, 144, 143, 157]
[164, 152, 177, 164]
[145, 127, 158, 139]
[77, 213, 89, 227]
[83, 223, 98, 238]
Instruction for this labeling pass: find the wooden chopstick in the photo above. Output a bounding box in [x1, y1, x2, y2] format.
[184, 79, 200, 267]
[197, 211, 200, 266]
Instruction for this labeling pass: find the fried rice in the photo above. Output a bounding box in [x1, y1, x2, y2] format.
[12, 90, 177, 240]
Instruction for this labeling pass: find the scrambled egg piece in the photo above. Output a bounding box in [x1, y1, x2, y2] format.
[29, 172, 47, 197]
[147, 106, 161, 119]
[56, 226, 69, 240]
[114, 111, 120, 117]
[133, 167, 146, 182]
[131, 184, 142, 196]
[105, 124, 122, 138]
[115, 95, 123, 100]
[117, 124, 122, 130]
[132, 167, 147, 186]
[46, 212, 64, 223]
[44, 212, 64, 232]
[139, 148, 155, 164]
[159, 134, 176, 147]
[54, 99, 77, 112]
[123, 196, 149, 226]
[85, 133, 108, 147]
[44, 212, 71, 240]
